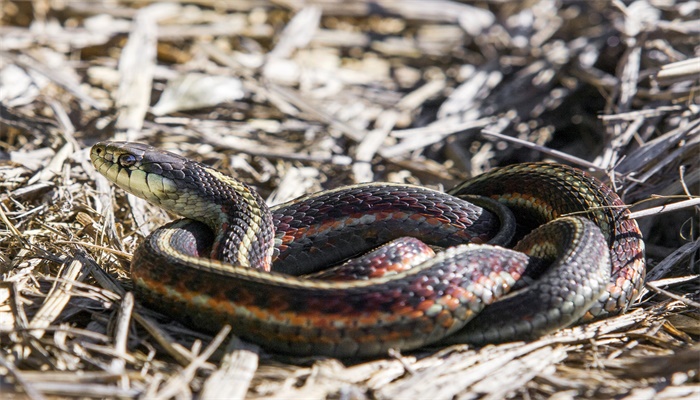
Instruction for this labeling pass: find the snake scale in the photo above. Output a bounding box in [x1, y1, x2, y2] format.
[91, 141, 645, 358]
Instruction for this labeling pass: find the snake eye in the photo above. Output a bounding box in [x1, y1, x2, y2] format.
[118, 154, 137, 167]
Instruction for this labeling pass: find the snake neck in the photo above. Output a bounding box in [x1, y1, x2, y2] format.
[178, 164, 276, 270]
[141, 160, 277, 269]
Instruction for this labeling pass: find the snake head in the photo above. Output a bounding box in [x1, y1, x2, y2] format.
[91, 141, 274, 268]
[90, 141, 235, 223]
[91, 141, 186, 207]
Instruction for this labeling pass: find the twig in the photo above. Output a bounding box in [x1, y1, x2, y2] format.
[479, 129, 603, 171]
[55, 241, 133, 261]
[645, 282, 700, 309]
[626, 198, 700, 219]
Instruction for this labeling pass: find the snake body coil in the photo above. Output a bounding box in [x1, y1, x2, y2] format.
[91, 142, 645, 357]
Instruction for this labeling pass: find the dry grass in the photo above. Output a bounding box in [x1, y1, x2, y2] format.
[1, 1, 699, 399]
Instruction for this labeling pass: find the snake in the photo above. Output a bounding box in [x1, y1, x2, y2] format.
[90, 141, 645, 358]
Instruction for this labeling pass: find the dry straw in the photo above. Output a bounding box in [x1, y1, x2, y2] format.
[1, 1, 698, 399]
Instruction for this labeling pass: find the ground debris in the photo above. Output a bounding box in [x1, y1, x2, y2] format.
[1, 1, 698, 399]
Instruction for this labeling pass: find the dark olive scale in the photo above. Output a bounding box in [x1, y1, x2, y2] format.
[450, 163, 645, 319]
[445, 217, 611, 344]
[305, 237, 434, 281]
[451, 164, 617, 243]
[271, 184, 505, 275]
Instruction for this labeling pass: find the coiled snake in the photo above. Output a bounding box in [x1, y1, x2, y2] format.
[91, 141, 645, 357]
